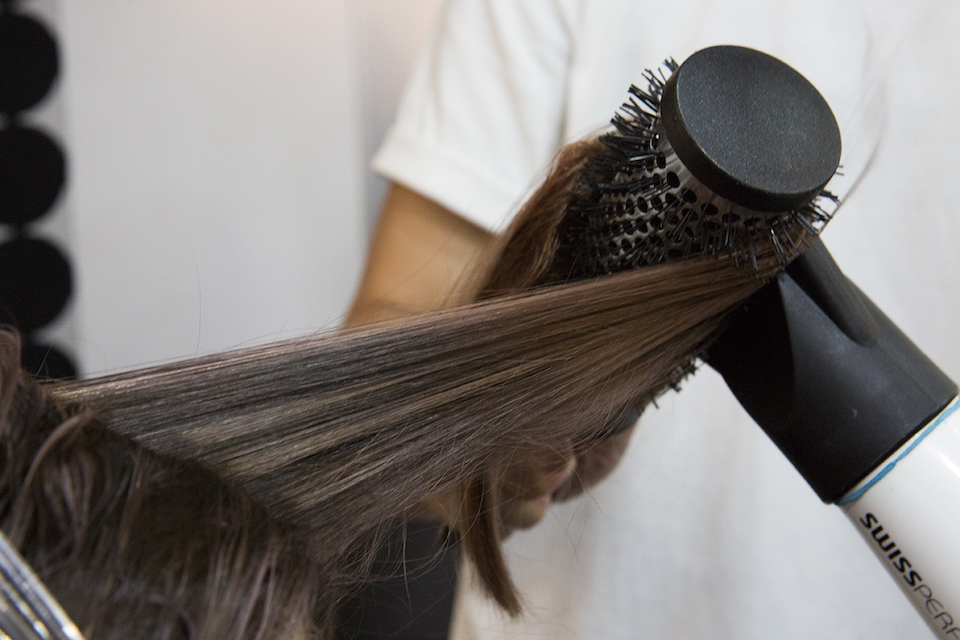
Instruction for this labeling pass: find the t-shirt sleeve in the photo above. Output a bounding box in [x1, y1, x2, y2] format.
[372, 0, 579, 232]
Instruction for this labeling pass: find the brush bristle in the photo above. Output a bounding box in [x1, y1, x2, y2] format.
[550, 60, 838, 282]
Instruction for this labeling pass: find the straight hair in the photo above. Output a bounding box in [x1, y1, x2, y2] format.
[4, 137, 802, 636]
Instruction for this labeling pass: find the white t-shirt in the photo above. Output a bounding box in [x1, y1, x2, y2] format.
[373, 1, 960, 638]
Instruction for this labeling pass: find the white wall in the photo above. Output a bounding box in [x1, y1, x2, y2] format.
[56, 0, 442, 374]
[351, 0, 447, 225]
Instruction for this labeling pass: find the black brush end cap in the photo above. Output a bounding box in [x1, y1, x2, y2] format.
[661, 45, 841, 212]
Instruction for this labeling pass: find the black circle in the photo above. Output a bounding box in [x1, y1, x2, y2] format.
[0, 236, 72, 332]
[0, 126, 66, 224]
[21, 341, 77, 380]
[660, 46, 841, 213]
[0, 13, 59, 113]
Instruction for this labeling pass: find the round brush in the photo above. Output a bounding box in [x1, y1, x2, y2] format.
[550, 45, 841, 282]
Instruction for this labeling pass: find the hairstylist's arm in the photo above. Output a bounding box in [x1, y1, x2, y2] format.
[345, 183, 493, 326]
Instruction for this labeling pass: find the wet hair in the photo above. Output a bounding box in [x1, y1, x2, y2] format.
[4, 137, 796, 637]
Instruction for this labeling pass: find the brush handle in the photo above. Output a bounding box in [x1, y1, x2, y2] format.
[839, 396, 960, 638]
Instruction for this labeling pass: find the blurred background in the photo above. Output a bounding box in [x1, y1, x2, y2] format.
[2, 2, 958, 638]
[3, 0, 443, 377]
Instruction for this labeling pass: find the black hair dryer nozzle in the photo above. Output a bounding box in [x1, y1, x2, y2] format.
[705, 239, 957, 503]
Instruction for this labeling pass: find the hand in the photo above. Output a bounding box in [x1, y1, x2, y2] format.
[496, 422, 636, 534]
[496, 440, 578, 532]
[552, 425, 635, 503]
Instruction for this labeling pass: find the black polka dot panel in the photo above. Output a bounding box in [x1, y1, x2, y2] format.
[0, 126, 66, 225]
[21, 340, 76, 380]
[0, 2, 76, 379]
[0, 236, 71, 332]
[0, 13, 58, 114]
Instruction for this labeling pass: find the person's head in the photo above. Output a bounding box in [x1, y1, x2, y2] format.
[0, 331, 326, 639]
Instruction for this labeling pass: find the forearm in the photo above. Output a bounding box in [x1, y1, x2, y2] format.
[345, 183, 495, 327]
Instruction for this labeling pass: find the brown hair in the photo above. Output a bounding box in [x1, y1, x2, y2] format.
[4, 136, 803, 636]
[0, 332, 326, 639]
